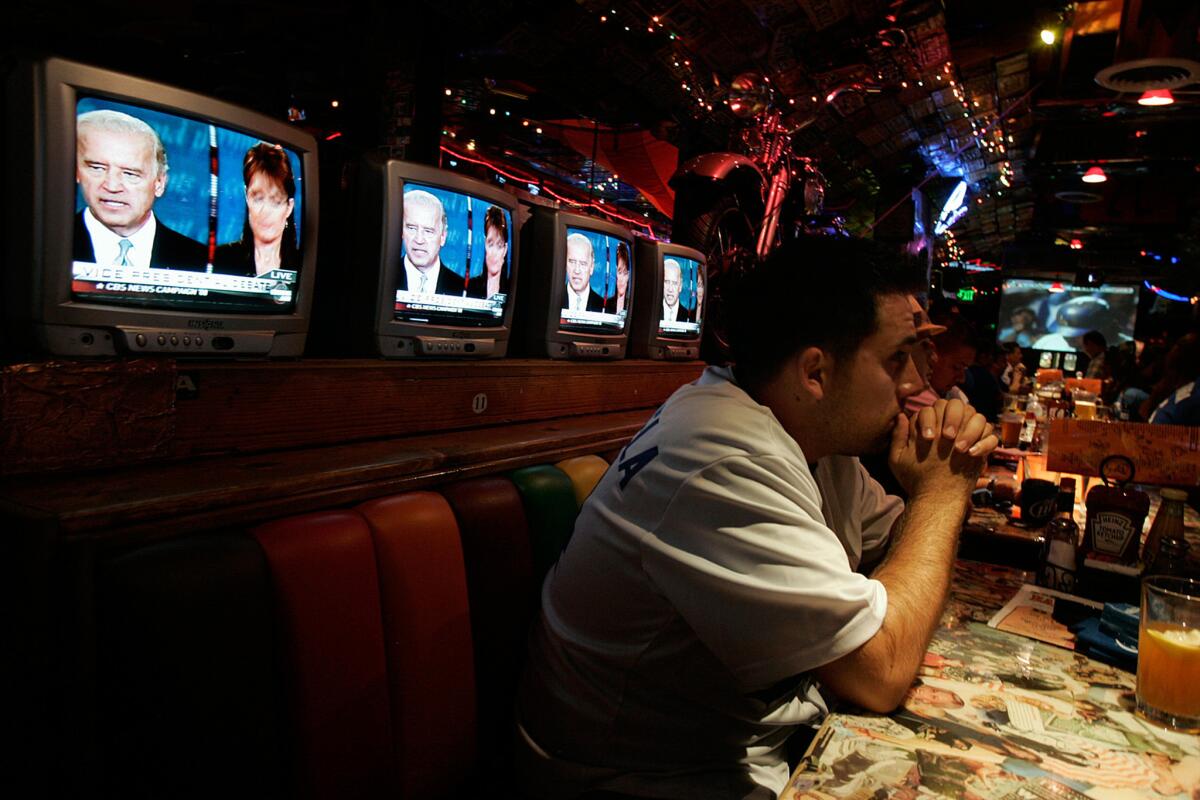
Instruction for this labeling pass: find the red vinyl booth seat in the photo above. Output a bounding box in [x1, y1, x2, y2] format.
[252, 511, 395, 799]
[357, 491, 477, 799]
[440, 476, 536, 776]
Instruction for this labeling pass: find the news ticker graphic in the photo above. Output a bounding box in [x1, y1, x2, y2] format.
[660, 320, 700, 334]
[394, 290, 505, 317]
[72, 262, 296, 303]
[559, 308, 628, 329]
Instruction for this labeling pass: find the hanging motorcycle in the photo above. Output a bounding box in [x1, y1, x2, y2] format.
[670, 72, 844, 360]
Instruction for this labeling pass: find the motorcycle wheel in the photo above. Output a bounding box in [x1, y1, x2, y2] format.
[677, 194, 757, 364]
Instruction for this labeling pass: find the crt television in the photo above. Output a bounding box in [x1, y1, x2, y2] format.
[3, 57, 319, 357]
[630, 240, 704, 360]
[998, 278, 1138, 353]
[516, 206, 633, 359]
[347, 157, 520, 357]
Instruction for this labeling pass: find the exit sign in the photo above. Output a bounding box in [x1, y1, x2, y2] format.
[956, 287, 976, 302]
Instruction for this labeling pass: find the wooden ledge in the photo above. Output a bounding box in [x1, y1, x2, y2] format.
[3, 358, 704, 476]
[0, 409, 653, 546]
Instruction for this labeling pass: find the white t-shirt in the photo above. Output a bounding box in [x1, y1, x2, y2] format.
[517, 366, 901, 800]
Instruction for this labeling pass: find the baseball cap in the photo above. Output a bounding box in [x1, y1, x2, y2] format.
[908, 294, 947, 338]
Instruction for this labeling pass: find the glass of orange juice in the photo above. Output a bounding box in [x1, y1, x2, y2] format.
[1137, 576, 1200, 732]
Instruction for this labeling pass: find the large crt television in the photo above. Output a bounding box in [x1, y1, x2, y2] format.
[3, 58, 319, 357]
[347, 158, 520, 358]
[998, 278, 1138, 353]
[516, 207, 633, 359]
[630, 240, 704, 360]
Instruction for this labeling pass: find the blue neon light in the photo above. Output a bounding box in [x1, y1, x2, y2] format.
[1144, 280, 1193, 303]
[934, 181, 969, 235]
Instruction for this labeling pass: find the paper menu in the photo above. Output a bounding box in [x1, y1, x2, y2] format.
[1045, 418, 1200, 486]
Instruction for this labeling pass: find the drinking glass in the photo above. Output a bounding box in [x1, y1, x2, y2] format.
[1137, 576, 1200, 732]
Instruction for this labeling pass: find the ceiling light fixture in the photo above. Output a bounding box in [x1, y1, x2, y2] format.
[1137, 88, 1175, 106]
[1040, 29, 1056, 45]
[1081, 166, 1107, 183]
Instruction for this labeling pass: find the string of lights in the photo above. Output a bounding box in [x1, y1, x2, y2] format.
[439, 144, 658, 236]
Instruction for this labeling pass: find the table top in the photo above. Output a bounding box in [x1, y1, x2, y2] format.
[781, 560, 1200, 799]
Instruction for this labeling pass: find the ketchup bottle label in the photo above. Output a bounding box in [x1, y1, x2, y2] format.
[1089, 511, 1138, 556]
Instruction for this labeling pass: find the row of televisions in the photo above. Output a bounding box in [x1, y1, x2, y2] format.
[1, 58, 706, 361]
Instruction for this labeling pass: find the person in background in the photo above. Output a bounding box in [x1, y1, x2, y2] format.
[467, 205, 509, 299]
[214, 142, 299, 276]
[398, 189, 463, 295]
[613, 243, 630, 314]
[662, 258, 682, 321]
[74, 109, 207, 271]
[691, 269, 705, 323]
[998, 306, 1038, 348]
[963, 340, 1002, 421]
[999, 342, 1027, 393]
[563, 233, 605, 312]
[516, 236, 996, 800]
[1149, 331, 1200, 426]
[1082, 330, 1108, 380]
[907, 322, 976, 412]
[863, 294, 945, 496]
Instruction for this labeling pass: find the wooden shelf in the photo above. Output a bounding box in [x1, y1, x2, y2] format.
[0, 409, 654, 546]
[3, 358, 703, 475]
[1, 358, 705, 545]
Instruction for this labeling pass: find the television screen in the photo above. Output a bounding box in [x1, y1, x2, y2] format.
[658, 254, 703, 338]
[998, 279, 1138, 353]
[393, 181, 512, 328]
[559, 226, 631, 333]
[70, 96, 306, 315]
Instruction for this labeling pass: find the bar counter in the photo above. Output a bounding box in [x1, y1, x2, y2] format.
[782, 560, 1200, 799]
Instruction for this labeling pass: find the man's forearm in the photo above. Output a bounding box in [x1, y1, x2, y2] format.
[814, 487, 967, 711]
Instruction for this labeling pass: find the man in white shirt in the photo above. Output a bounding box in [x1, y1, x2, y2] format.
[662, 258, 682, 322]
[73, 109, 207, 271]
[518, 236, 997, 800]
[563, 233, 604, 312]
[400, 189, 463, 295]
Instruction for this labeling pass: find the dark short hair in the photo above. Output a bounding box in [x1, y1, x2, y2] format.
[1082, 330, 1107, 349]
[726, 236, 922, 388]
[1000, 341, 1022, 355]
[616, 242, 630, 270]
[484, 205, 507, 239]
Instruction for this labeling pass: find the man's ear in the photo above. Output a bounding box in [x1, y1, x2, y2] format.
[793, 346, 831, 401]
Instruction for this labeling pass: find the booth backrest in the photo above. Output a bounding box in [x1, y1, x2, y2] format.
[253, 511, 396, 799]
[357, 491, 477, 798]
[440, 475, 536, 777]
[509, 464, 579, 584]
[554, 455, 610, 509]
[87, 455, 612, 799]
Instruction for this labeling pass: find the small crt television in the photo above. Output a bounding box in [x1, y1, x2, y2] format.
[516, 207, 633, 359]
[3, 58, 319, 357]
[349, 157, 520, 358]
[630, 240, 705, 360]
